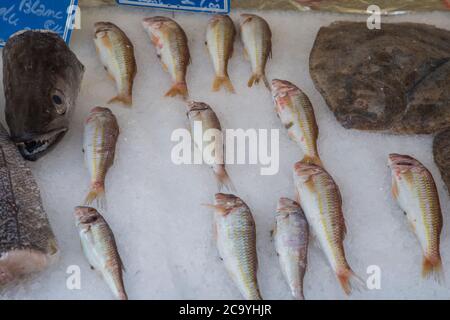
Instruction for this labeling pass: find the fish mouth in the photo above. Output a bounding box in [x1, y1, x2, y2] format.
[15, 128, 67, 161]
[388, 153, 417, 168]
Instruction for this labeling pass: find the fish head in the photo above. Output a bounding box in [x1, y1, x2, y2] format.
[85, 106, 113, 123]
[74, 206, 101, 228]
[186, 101, 210, 118]
[293, 161, 324, 182]
[142, 16, 175, 39]
[213, 193, 246, 214]
[3, 31, 84, 161]
[388, 153, 423, 175]
[94, 21, 117, 40]
[277, 197, 301, 213]
[271, 79, 301, 107]
[240, 14, 256, 26]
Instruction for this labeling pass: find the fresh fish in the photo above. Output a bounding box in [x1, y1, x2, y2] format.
[273, 198, 309, 300]
[212, 193, 261, 300]
[388, 154, 444, 282]
[293, 161, 363, 295]
[240, 14, 272, 90]
[74, 206, 127, 300]
[187, 101, 234, 192]
[206, 15, 236, 93]
[272, 79, 321, 166]
[3, 30, 84, 161]
[142, 16, 191, 99]
[83, 107, 120, 207]
[0, 123, 58, 287]
[94, 22, 137, 106]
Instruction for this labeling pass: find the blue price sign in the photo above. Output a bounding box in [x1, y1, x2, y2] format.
[0, 0, 79, 47]
[116, 0, 230, 14]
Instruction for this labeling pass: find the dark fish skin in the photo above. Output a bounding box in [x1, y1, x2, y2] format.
[0, 124, 58, 287]
[3, 30, 85, 161]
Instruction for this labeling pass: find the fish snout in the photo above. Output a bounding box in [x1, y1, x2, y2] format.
[74, 206, 100, 225]
[14, 128, 68, 161]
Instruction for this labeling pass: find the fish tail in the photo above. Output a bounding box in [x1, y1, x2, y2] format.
[337, 267, 365, 295]
[165, 82, 188, 99]
[301, 155, 323, 167]
[215, 167, 235, 193]
[108, 94, 132, 107]
[212, 75, 235, 93]
[248, 73, 270, 91]
[422, 254, 445, 284]
[85, 182, 106, 209]
[118, 291, 128, 300]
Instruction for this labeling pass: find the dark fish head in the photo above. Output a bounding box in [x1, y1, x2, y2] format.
[74, 206, 101, 227]
[3, 30, 85, 161]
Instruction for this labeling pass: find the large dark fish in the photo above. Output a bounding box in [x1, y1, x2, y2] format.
[0, 124, 58, 287]
[3, 30, 85, 161]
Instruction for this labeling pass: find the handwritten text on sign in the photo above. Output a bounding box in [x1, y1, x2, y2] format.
[116, 0, 230, 14]
[0, 0, 78, 47]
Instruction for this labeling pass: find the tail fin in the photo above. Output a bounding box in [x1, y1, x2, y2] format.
[212, 75, 235, 93]
[422, 255, 445, 285]
[248, 73, 270, 91]
[165, 82, 188, 99]
[337, 268, 365, 295]
[84, 182, 106, 210]
[301, 155, 323, 167]
[214, 166, 236, 193]
[108, 94, 132, 107]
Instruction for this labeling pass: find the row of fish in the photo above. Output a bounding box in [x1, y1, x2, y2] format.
[94, 13, 272, 105]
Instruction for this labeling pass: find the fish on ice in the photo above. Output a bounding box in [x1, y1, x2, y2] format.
[142, 16, 191, 99]
[388, 153, 444, 283]
[75, 206, 127, 300]
[83, 107, 120, 207]
[94, 22, 137, 106]
[293, 161, 364, 295]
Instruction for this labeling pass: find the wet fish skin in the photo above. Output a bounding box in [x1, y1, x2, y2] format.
[0, 124, 58, 287]
[213, 193, 261, 300]
[272, 79, 321, 166]
[187, 101, 234, 192]
[293, 161, 363, 295]
[83, 107, 120, 207]
[142, 16, 191, 99]
[74, 206, 127, 300]
[240, 14, 272, 90]
[274, 198, 309, 300]
[94, 22, 137, 106]
[206, 15, 236, 93]
[388, 153, 444, 282]
[3, 30, 84, 161]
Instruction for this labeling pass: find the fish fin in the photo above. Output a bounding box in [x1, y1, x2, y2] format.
[215, 168, 236, 193]
[248, 73, 270, 90]
[391, 180, 399, 199]
[161, 62, 168, 72]
[202, 204, 232, 216]
[422, 255, 445, 285]
[118, 292, 128, 300]
[301, 155, 323, 167]
[84, 182, 106, 210]
[212, 75, 235, 93]
[337, 268, 365, 295]
[243, 48, 249, 60]
[165, 82, 188, 99]
[108, 95, 132, 107]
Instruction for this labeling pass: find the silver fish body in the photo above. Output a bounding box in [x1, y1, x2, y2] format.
[274, 198, 309, 300]
[75, 206, 127, 300]
[213, 193, 261, 300]
[0, 124, 58, 287]
[187, 102, 234, 192]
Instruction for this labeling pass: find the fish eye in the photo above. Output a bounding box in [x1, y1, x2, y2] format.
[51, 90, 67, 115]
